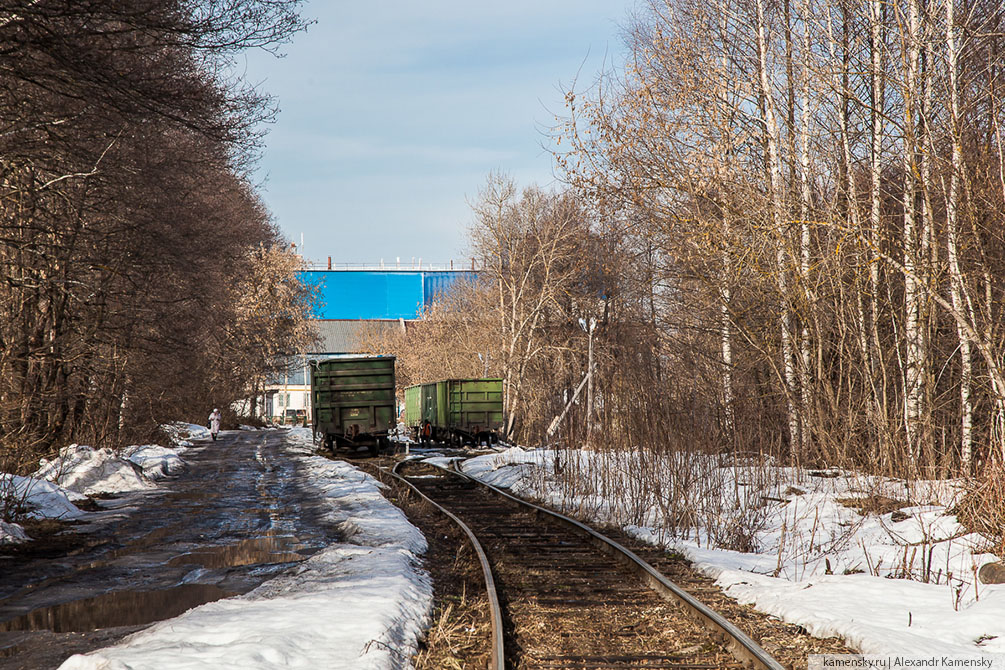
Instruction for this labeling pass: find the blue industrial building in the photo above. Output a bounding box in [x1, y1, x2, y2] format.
[302, 269, 475, 320]
[265, 268, 476, 422]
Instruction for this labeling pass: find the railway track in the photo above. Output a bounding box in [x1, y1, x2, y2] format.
[386, 459, 786, 670]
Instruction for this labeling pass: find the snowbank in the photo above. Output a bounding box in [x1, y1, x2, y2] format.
[458, 447, 1005, 657]
[60, 428, 432, 670]
[697, 565, 1005, 656]
[2, 433, 190, 546]
[34, 441, 189, 496]
[35, 445, 156, 496]
[121, 445, 186, 480]
[161, 421, 212, 448]
[0, 474, 86, 520]
[1, 519, 30, 544]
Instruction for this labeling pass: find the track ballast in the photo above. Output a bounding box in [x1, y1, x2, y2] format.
[394, 459, 780, 670]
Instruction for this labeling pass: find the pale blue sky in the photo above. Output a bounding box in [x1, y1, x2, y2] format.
[239, 1, 635, 265]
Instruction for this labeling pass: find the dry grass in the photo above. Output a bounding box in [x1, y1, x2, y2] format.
[413, 590, 491, 670]
[836, 494, 909, 516]
[956, 461, 1005, 558]
[370, 473, 494, 669]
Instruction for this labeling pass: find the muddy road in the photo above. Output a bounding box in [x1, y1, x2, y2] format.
[0, 429, 339, 670]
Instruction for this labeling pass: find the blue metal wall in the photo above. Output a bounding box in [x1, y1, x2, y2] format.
[422, 271, 474, 307]
[302, 270, 474, 319]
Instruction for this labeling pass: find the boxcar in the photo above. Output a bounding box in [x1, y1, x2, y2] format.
[310, 356, 396, 455]
[405, 378, 504, 446]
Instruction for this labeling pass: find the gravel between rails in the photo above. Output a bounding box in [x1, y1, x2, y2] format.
[397, 460, 744, 670]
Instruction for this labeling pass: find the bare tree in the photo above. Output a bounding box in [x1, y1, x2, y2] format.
[0, 0, 310, 472]
[551, 0, 1005, 481]
[470, 174, 593, 440]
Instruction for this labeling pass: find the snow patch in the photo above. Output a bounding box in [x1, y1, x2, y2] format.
[3, 436, 187, 546]
[121, 445, 186, 480]
[161, 421, 211, 448]
[36, 445, 156, 496]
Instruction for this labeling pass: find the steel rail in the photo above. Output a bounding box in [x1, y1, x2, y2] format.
[431, 460, 787, 670]
[386, 460, 505, 670]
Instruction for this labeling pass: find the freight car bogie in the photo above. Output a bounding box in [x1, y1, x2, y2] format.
[445, 427, 498, 447]
[410, 426, 498, 448]
[318, 430, 386, 456]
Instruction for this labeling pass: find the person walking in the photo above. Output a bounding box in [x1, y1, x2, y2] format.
[208, 408, 222, 441]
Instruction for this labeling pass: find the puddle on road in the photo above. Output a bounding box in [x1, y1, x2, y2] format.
[0, 584, 235, 633]
[168, 535, 307, 569]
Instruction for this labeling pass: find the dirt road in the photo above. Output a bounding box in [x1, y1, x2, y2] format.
[0, 429, 338, 670]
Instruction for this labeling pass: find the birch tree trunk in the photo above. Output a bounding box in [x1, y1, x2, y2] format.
[920, 18, 936, 463]
[901, 0, 924, 471]
[869, 0, 890, 467]
[944, 0, 973, 471]
[718, 0, 735, 441]
[756, 0, 801, 456]
[798, 0, 813, 454]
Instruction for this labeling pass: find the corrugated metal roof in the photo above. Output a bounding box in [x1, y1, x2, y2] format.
[312, 319, 407, 355]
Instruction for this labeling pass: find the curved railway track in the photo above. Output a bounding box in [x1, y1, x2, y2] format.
[385, 458, 786, 670]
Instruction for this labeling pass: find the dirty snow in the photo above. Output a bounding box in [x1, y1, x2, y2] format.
[35, 445, 158, 496]
[458, 446, 1005, 658]
[1, 424, 196, 545]
[160, 421, 212, 448]
[56, 427, 432, 670]
[0, 519, 30, 544]
[121, 444, 186, 480]
[0, 474, 87, 520]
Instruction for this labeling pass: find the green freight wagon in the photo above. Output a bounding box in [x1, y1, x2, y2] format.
[404, 378, 504, 446]
[310, 356, 396, 455]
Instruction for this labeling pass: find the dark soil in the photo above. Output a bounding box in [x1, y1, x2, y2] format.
[0, 519, 101, 561]
[836, 494, 909, 516]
